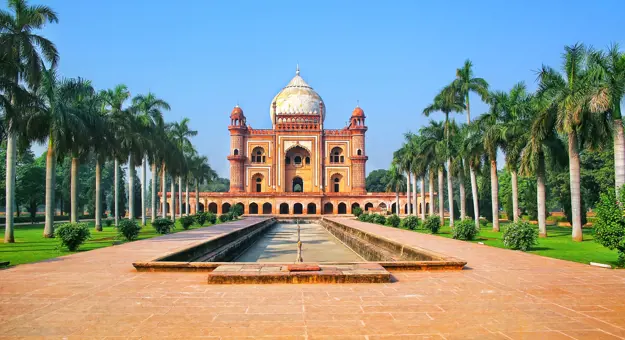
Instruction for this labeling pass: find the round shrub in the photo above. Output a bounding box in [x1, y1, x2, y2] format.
[503, 221, 538, 251]
[55, 223, 91, 251]
[205, 212, 217, 224]
[479, 218, 488, 227]
[104, 218, 113, 227]
[374, 214, 386, 225]
[385, 214, 401, 228]
[357, 214, 367, 222]
[232, 204, 244, 217]
[117, 219, 141, 241]
[219, 214, 231, 223]
[424, 215, 441, 234]
[593, 189, 625, 263]
[352, 207, 363, 217]
[400, 216, 420, 230]
[452, 218, 479, 240]
[194, 213, 207, 226]
[180, 215, 194, 230]
[152, 218, 175, 234]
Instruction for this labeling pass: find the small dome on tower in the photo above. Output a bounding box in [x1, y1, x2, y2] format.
[230, 105, 244, 119]
[352, 105, 365, 117]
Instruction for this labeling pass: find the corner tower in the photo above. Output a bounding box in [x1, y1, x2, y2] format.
[349, 105, 367, 194]
[228, 105, 247, 192]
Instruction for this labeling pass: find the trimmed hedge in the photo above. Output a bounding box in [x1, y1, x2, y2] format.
[179, 216, 194, 230]
[152, 218, 175, 234]
[55, 223, 91, 251]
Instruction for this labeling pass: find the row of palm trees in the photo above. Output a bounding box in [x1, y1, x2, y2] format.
[1, 0, 216, 243]
[393, 43, 624, 242]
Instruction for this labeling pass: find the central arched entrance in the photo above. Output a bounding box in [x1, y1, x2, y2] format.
[293, 203, 303, 215]
[292, 177, 303, 192]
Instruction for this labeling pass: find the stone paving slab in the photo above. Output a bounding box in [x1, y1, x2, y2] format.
[1, 216, 625, 339]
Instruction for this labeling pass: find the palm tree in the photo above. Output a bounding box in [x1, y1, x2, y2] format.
[131, 93, 170, 224]
[101, 85, 130, 226]
[590, 44, 625, 194]
[423, 85, 465, 226]
[189, 155, 215, 214]
[520, 96, 567, 237]
[462, 123, 486, 229]
[501, 83, 532, 222]
[0, 0, 58, 242]
[474, 90, 508, 231]
[420, 120, 446, 225]
[169, 118, 197, 216]
[386, 162, 406, 215]
[404, 132, 421, 216]
[394, 146, 412, 215]
[27, 68, 96, 234]
[537, 43, 610, 241]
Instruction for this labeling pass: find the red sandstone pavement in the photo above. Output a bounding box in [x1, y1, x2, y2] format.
[1, 217, 625, 339]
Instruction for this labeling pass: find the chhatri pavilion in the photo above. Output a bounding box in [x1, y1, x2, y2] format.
[164, 67, 431, 215]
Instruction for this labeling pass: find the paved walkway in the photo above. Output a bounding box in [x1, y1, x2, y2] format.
[0, 217, 624, 339]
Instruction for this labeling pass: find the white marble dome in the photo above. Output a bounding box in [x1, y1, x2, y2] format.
[270, 67, 325, 123]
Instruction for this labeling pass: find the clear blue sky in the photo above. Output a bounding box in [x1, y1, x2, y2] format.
[26, 0, 625, 177]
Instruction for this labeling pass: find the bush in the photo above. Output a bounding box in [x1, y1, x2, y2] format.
[205, 212, 217, 224]
[352, 207, 363, 217]
[452, 218, 479, 240]
[152, 218, 175, 234]
[479, 218, 488, 227]
[219, 214, 231, 223]
[232, 204, 244, 216]
[357, 213, 367, 222]
[503, 221, 538, 251]
[594, 189, 625, 263]
[373, 214, 386, 225]
[180, 215, 194, 230]
[401, 216, 420, 230]
[117, 219, 141, 241]
[105, 218, 113, 227]
[424, 215, 441, 234]
[194, 213, 207, 226]
[55, 223, 91, 251]
[385, 214, 401, 228]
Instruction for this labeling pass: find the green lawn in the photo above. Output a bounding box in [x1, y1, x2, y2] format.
[0, 220, 217, 266]
[407, 222, 622, 267]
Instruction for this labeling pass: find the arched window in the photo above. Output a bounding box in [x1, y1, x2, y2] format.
[292, 177, 303, 192]
[233, 149, 239, 156]
[305, 156, 311, 165]
[294, 156, 302, 165]
[334, 177, 340, 193]
[251, 147, 265, 163]
[330, 147, 344, 163]
[357, 149, 362, 156]
[285, 156, 290, 165]
[255, 177, 262, 193]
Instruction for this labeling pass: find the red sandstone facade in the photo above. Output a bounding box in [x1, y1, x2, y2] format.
[164, 68, 430, 215]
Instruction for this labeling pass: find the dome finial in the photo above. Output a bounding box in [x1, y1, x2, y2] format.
[296, 63, 300, 76]
[356, 99, 359, 108]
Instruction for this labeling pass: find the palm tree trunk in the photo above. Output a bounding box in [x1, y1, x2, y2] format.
[438, 168, 444, 226]
[447, 158, 454, 227]
[170, 175, 176, 221]
[161, 162, 166, 218]
[151, 162, 156, 223]
[614, 119, 625, 194]
[128, 156, 135, 220]
[185, 179, 189, 216]
[4, 132, 16, 243]
[490, 158, 500, 232]
[459, 167, 466, 220]
[406, 172, 411, 215]
[395, 190, 399, 215]
[412, 172, 417, 216]
[470, 166, 480, 229]
[569, 131, 583, 242]
[114, 159, 119, 226]
[429, 170, 435, 216]
[195, 180, 200, 214]
[178, 176, 182, 217]
[95, 158, 102, 231]
[43, 137, 56, 238]
[70, 157, 79, 223]
[537, 152, 547, 238]
[141, 156, 146, 226]
[420, 176, 426, 222]
[511, 169, 519, 222]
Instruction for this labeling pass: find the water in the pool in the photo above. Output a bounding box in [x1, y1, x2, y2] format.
[234, 222, 363, 262]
